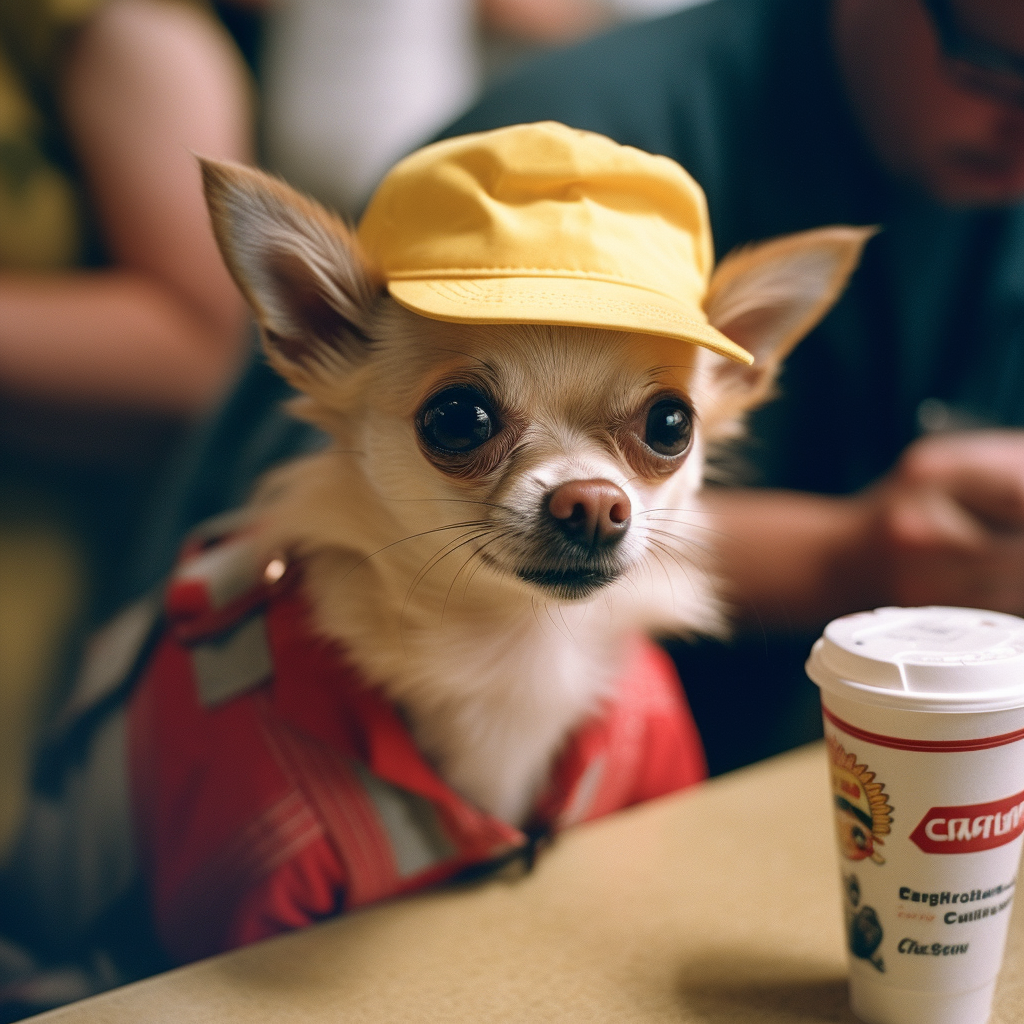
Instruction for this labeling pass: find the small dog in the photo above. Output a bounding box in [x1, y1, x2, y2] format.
[4, 124, 870, 967]
[195, 136, 868, 822]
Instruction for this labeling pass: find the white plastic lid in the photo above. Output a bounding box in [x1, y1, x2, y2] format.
[806, 606, 1024, 712]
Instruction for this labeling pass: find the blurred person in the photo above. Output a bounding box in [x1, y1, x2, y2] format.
[260, 0, 479, 213]
[258, 0, 703, 214]
[443, 0, 1024, 771]
[477, 0, 708, 85]
[113, 0, 1024, 782]
[0, 0, 251, 876]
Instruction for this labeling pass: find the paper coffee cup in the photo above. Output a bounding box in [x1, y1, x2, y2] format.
[806, 606, 1024, 1024]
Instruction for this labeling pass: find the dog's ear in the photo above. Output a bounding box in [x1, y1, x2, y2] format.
[701, 225, 876, 432]
[200, 158, 385, 387]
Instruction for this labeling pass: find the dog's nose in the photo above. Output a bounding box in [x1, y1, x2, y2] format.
[548, 479, 631, 548]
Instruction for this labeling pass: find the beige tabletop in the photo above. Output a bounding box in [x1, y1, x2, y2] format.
[34, 743, 1024, 1023]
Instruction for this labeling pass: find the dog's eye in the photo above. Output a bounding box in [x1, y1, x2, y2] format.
[419, 387, 496, 453]
[644, 398, 692, 457]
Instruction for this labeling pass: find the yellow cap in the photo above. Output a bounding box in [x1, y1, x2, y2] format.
[357, 122, 753, 364]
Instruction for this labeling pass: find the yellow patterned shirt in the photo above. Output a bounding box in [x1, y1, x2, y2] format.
[0, 0, 104, 269]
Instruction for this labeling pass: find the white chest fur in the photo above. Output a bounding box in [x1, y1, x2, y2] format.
[300, 549, 629, 825]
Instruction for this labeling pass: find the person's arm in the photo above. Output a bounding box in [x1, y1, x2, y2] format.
[704, 486, 873, 632]
[0, 0, 252, 414]
[708, 430, 1024, 632]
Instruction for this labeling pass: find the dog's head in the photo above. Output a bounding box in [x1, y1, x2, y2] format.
[201, 155, 870, 629]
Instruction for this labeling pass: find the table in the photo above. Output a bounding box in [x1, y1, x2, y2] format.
[34, 743, 1024, 1023]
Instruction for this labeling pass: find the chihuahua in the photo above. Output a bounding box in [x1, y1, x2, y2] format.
[2, 125, 870, 967]
[195, 152, 869, 826]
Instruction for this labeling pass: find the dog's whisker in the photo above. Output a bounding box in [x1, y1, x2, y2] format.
[645, 536, 716, 568]
[644, 546, 663, 597]
[633, 506, 715, 521]
[630, 520, 729, 544]
[652, 546, 704, 609]
[653, 540, 698, 585]
[338, 520, 493, 585]
[637, 526, 715, 557]
[610, 557, 645, 604]
[440, 544, 483, 628]
[647, 537, 716, 602]
[647, 536, 688, 577]
[459, 532, 511, 601]
[633, 521, 722, 555]
[634, 504, 713, 515]
[384, 497, 516, 514]
[458, 548, 490, 602]
[401, 540, 477, 630]
[632, 507, 730, 540]
[440, 530, 509, 626]
[642, 548, 670, 598]
[556, 603, 578, 644]
[400, 528, 497, 643]
[646, 534, 700, 571]
[400, 526, 493, 606]
[617, 546, 651, 601]
[643, 541, 679, 602]
[543, 601, 577, 645]
[639, 514, 720, 530]
[530, 594, 545, 634]
[403, 527, 497, 622]
[639, 518, 718, 534]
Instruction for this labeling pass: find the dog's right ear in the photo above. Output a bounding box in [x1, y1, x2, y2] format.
[200, 158, 385, 387]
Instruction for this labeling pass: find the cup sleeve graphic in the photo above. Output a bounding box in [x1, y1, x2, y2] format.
[843, 872, 885, 973]
[828, 736, 893, 865]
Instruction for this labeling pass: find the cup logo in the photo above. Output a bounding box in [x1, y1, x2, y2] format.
[910, 788, 1024, 854]
[828, 736, 894, 864]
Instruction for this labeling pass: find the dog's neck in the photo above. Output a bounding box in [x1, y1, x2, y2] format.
[304, 546, 629, 824]
[254, 452, 674, 826]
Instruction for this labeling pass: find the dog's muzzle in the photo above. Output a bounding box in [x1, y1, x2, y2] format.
[514, 478, 632, 599]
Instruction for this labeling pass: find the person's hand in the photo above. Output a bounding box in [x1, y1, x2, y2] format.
[868, 430, 1024, 614]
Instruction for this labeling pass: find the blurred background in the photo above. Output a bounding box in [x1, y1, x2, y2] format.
[227, 0, 707, 212]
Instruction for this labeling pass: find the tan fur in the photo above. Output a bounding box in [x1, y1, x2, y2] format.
[700, 225, 878, 433]
[201, 158, 870, 825]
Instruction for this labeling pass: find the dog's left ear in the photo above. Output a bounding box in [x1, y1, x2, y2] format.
[200, 157, 385, 389]
[701, 225, 876, 432]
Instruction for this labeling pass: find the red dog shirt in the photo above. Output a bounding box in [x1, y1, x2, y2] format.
[124, 532, 707, 963]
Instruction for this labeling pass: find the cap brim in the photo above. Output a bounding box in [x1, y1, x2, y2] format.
[386, 277, 754, 364]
